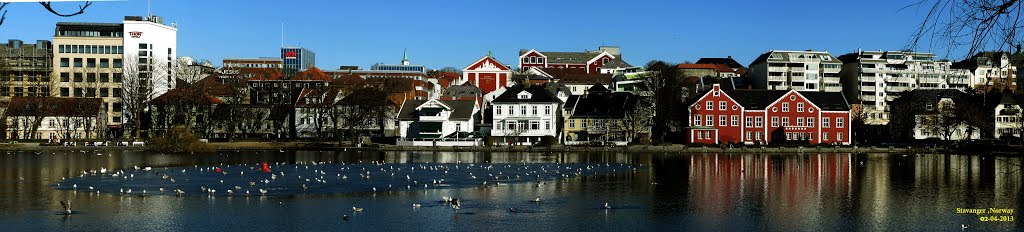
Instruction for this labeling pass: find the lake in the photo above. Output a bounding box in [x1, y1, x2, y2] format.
[0, 150, 1020, 231]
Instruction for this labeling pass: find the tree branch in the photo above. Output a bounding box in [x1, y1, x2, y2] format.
[39, 1, 92, 17]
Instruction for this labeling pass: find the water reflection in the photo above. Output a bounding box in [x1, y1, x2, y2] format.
[0, 151, 1020, 231]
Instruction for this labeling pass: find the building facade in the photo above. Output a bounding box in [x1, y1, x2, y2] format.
[995, 95, 1023, 139]
[490, 85, 563, 145]
[563, 84, 648, 145]
[688, 84, 851, 145]
[396, 99, 478, 139]
[748, 50, 843, 92]
[519, 46, 619, 74]
[0, 40, 52, 99]
[123, 15, 178, 100]
[281, 46, 315, 77]
[837, 50, 972, 125]
[889, 89, 980, 140]
[461, 55, 512, 94]
[53, 22, 126, 138]
[953, 52, 1019, 91]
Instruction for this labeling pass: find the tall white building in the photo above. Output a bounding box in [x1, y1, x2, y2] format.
[747, 50, 843, 92]
[122, 15, 177, 99]
[952, 52, 1019, 91]
[838, 50, 971, 125]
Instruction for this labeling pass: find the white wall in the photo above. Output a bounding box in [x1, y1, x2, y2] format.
[123, 18, 178, 99]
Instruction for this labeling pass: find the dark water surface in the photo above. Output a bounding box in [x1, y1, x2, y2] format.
[0, 150, 1021, 231]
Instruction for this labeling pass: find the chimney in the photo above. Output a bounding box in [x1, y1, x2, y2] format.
[727, 56, 732, 59]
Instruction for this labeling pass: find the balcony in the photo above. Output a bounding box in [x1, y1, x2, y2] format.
[824, 86, 843, 92]
[861, 86, 876, 92]
[768, 67, 787, 72]
[767, 76, 787, 82]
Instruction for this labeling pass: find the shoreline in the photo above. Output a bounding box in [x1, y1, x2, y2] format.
[0, 142, 951, 154]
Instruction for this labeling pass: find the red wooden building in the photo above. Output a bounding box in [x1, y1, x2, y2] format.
[518, 47, 618, 74]
[462, 55, 512, 94]
[688, 84, 851, 145]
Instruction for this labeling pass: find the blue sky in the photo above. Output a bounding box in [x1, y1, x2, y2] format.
[1, 0, 954, 69]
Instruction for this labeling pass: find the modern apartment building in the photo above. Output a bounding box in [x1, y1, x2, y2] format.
[0, 39, 53, 98]
[748, 50, 843, 92]
[952, 51, 1019, 91]
[281, 46, 315, 77]
[837, 50, 972, 125]
[53, 22, 125, 137]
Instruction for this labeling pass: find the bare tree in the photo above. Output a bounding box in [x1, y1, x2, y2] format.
[641, 60, 683, 144]
[617, 95, 654, 144]
[908, 0, 1024, 58]
[120, 54, 171, 140]
[0, 2, 93, 28]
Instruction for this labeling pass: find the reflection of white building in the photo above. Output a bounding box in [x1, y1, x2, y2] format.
[122, 15, 178, 99]
[995, 95, 1023, 139]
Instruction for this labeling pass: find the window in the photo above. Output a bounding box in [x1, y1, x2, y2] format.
[756, 117, 763, 127]
[713, 91, 720, 97]
[786, 132, 792, 140]
[73, 88, 83, 97]
[719, 101, 727, 110]
[746, 132, 752, 140]
[545, 121, 550, 130]
[60, 88, 69, 97]
[60, 72, 70, 82]
[520, 106, 526, 115]
[113, 73, 122, 82]
[782, 117, 789, 127]
[569, 119, 575, 128]
[100, 59, 109, 68]
[797, 117, 804, 127]
[756, 132, 762, 140]
[824, 132, 829, 141]
[837, 118, 844, 128]
[797, 103, 804, 112]
[731, 115, 739, 126]
[85, 88, 95, 97]
[693, 115, 701, 126]
[807, 118, 814, 127]
[496, 106, 502, 115]
[87, 58, 96, 68]
[837, 132, 843, 141]
[544, 106, 551, 115]
[87, 73, 96, 82]
[100, 73, 109, 82]
[113, 103, 122, 112]
[532, 106, 538, 115]
[706, 101, 713, 110]
[113, 59, 123, 68]
[530, 57, 537, 63]
[745, 117, 753, 128]
[100, 88, 108, 97]
[782, 103, 789, 112]
[60, 58, 70, 67]
[771, 117, 779, 127]
[698, 131, 703, 139]
[719, 115, 727, 126]
[74, 58, 83, 67]
[823, 117, 830, 128]
[705, 115, 713, 126]
[530, 121, 539, 130]
[73, 73, 82, 82]
[112, 88, 121, 97]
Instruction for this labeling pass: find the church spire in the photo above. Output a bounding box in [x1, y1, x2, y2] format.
[402, 48, 409, 65]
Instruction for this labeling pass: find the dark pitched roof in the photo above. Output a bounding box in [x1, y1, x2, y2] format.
[558, 73, 613, 85]
[953, 51, 1011, 70]
[720, 89, 789, 110]
[600, 58, 633, 69]
[6, 97, 102, 117]
[799, 91, 851, 111]
[519, 50, 607, 65]
[492, 85, 560, 103]
[443, 84, 483, 98]
[569, 92, 639, 119]
[396, 99, 476, 121]
[696, 57, 746, 69]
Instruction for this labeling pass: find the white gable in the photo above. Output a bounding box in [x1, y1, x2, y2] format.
[517, 91, 532, 99]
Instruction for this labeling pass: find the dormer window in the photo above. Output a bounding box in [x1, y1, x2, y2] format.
[517, 91, 532, 100]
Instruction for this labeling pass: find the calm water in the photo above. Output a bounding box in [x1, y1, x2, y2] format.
[0, 150, 1021, 231]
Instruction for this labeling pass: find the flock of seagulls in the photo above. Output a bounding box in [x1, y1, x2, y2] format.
[53, 159, 641, 219]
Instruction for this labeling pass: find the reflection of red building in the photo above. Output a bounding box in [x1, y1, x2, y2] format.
[462, 55, 512, 94]
[688, 84, 851, 145]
